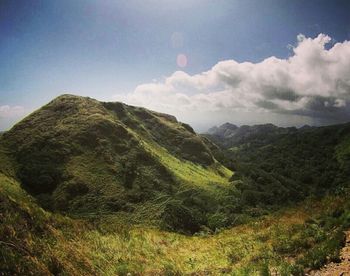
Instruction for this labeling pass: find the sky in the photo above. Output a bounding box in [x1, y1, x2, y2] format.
[1, 0, 350, 131]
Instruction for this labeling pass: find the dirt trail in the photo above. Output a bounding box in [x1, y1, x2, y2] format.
[308, 230, 350, 276]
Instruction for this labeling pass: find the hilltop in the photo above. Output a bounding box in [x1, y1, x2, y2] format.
[0, 94, 233, 233]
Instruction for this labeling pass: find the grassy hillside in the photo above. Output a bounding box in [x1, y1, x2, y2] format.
[0, 95, 232, 233]
[2, 169, 350, 275]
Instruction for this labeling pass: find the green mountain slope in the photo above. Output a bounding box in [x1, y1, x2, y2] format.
[205, 123, 350, 209]
[0, 94, 232, 233]
[1, 97, 350, 274]
[2, 168, 350, 275]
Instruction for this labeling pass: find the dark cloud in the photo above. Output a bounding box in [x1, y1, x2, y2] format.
[263, 86, 300, 102]
[256, 100, 280, 110]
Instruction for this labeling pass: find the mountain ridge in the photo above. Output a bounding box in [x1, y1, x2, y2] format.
[205, 120, 350, 207]
[0, 94, 232, 233]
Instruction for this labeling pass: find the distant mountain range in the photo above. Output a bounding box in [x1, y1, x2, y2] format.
[206, 122, 313, 148]
[204, 121, 350, 206]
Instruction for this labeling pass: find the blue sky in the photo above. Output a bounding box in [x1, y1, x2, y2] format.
[1, 0, 350, 130]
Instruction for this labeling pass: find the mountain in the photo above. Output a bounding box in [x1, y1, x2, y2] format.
[1, 96, 350, 274]
[205, 122, 350, 207]
[205, 123, 298, 148]
[0, 94, 233, 233]
[207, 122, 238, 137]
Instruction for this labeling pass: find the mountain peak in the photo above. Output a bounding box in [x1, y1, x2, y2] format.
[220, 122, 238, 130]
[0, 95, 228, 223]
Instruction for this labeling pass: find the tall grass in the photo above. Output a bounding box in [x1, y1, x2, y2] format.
[2, 171, 350, 275]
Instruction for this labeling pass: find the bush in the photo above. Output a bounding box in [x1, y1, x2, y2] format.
[207, 212, 228, 230]
[180, 137, 214, 166]
[161, 200, 201, 234]
[64, 180, 89, 198]
[297, 229, 344, 269]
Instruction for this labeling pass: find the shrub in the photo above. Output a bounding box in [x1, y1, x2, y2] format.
[161, 200, 201, 234]
[207, 212, 228, 230]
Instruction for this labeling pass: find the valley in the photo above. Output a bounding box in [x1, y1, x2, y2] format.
[1, 95, 350, 275]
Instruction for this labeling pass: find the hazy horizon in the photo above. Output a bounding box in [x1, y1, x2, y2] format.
[1, 0, 350, 131]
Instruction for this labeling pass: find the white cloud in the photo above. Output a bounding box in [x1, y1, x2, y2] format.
[0, 105, 26, 118]
[114, 34, 350, 129]
[0, 105, 27, 130]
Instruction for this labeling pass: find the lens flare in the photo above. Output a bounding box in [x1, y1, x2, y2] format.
[176, 54, 187, 68]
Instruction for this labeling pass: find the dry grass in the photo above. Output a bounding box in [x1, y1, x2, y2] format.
[1, 171, 347, 275]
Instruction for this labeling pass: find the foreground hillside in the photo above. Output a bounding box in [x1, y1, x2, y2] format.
[2, 169, 350, 275]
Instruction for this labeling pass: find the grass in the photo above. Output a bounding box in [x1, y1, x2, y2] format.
[1, 170, 350, 275]
[142, 137, 232, 189]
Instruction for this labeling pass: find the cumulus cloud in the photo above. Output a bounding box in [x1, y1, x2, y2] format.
[114, 34, 350, 129]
